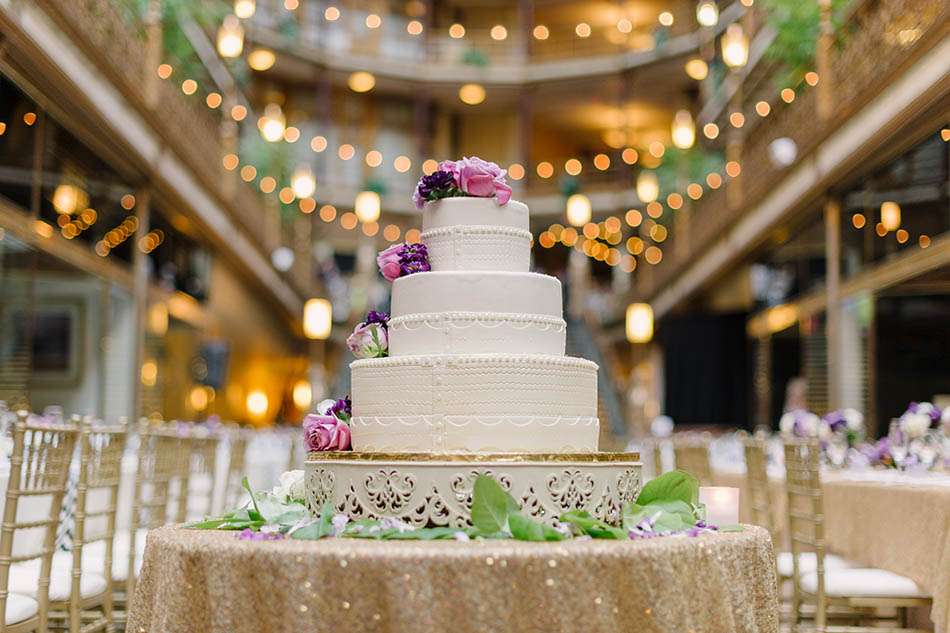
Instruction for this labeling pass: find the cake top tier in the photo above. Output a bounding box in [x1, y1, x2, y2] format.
[422, 197, 529, 233]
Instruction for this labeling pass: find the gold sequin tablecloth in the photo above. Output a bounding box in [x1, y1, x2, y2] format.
[127, 525, 779, 633]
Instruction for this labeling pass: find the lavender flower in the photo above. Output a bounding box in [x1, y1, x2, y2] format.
[364, 311, 390, 330]
[399, 243, 431, 276]
[329, 397, 352, 421]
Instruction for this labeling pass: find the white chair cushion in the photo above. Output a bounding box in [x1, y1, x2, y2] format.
[76, 528, 148, 581]
[9, 560, 108, 601]
[776, 551, 857, 577]
[5, 593, 38, 625]
[801, 568, 930, 598]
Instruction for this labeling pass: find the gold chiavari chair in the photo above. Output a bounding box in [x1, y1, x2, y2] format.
[672, 432, 713, 484]
[1, 412, 79, 633]
[743, 431, 778, 539]
[122, 423, 182, 608]
[224, 427, 248, 510]
[784, 438, 932, 633]
[44, 417, 127, 632]
[175, 428, 218, 523]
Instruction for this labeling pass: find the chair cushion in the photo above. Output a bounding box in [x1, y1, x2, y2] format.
[776, 551, 856, 577]
[9, 560, 108, 601]
[75, 528, 148, 581]
[5, 593, 38, 625]
[800, 568, 930, 598]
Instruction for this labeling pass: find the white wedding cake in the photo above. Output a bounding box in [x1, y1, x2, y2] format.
[305, 161, 640, 526]
[350, 197, 600, 454]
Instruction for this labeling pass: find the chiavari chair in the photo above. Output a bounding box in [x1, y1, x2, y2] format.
[783, 438, 931, 632]
[224, 427, 248, 510]
[672, 432, 713, 484]
[122, 422, 182, 608]
[743, 431, 779, 540]
[174, 427, 219, 523]
[1, 412, 79, 633]
[43, 417, 127, 632]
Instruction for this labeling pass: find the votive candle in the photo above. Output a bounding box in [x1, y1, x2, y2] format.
[699, 486, 740, 527]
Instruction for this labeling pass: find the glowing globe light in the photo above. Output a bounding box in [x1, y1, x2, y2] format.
[348, 71, 376, 93]
[722, 24, 749, 68]
[291, 165, 316, 199]
[671, 110, 696, 149]
[354, 190, 381, 223]
[685, 58, 709, 80]
[216, 15, 244, 58]
[303, 298, 332, 340]
[458, 83, 486, 105]
[880, 201, 901, 232]
[247, 48, 276, 71]
[626, 304, 654, 343]
[696, 1, 719, 27]
[234, 0, 255, 19]
[259, 103, 285, 143]
[270, 246, 295, 272]
[636, 171, 659, 203]
[292, 380, 312, 410]
[566, 194, 592, 227]
[246, 390, 269, 421]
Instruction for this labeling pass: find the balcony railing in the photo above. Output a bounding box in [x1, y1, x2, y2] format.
[35, 0, 310, 298]
[641, 0, 949, 300]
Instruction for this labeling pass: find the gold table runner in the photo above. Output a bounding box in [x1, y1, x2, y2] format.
[127, 525, 779, 633]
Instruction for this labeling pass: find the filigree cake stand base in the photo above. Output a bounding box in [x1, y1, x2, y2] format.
[304, 452, 642, 527]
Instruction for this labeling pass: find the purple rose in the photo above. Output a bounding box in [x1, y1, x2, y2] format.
[377, 244, 402, 282]
[440, 157, 512, 206]
[303, 414, 351, 451]
[347, 319, 388, 358]
[413, 170, 459, 209]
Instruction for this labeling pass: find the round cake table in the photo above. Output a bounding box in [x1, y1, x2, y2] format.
[127, 525, 779, 633]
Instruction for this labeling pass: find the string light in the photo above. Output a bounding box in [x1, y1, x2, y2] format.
[533, 25, 549, 40]
[407, 20, 423, 35]
[234, 0, 255, 19]
[575, 23, 591, 38]
[508, 163, 525, 180]
[721, 24, 749, 67]
[565, 159, 582, 176]
[636, 172, 659, 203]
[621, 148, 639, 165]
[247, 48, 276, 71]
[703, 123, 719, 139]
[459, 84, 486, 105]
[365, 14, 381, 29]
[324, 6, 340, 20]
[216, 15, 244, 58]
[338, 144, 356, 160]
[365, 150, 383, 167]
[291, 166, 316, 199]
[658, 12, 674, 26]
[310, 136, 328, 152]
[449, 24, 465, 38]
[348, 71, 376, 93]
[685, 58, 709, 80]
[671, 110, 696, 149]
[537, 162, 554, 178]
[259, 104, 285, 142]
[490, 25, 508, 40]
[617, 19, 633, 34]
[231, 105, 247, 121]
[696, 1, 719, 27]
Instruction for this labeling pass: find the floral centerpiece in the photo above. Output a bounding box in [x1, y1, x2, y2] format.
[898, 401, 942, 438]
[347, 311, 389, 358]
[412, 157, 512, 209]
[821, 408, 864, 447]
[377, 242, 430, 281]
[779, 408, 821, 438]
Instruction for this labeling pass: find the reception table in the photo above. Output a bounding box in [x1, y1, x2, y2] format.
[127, 525, 779, 633]
[713, 468, 950, 632]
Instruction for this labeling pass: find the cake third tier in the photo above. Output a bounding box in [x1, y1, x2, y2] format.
[349, 354, 600, 453]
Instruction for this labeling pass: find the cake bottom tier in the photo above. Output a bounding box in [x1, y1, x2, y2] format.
[304, 452, 642, 527]
[350, 415, 599, 453]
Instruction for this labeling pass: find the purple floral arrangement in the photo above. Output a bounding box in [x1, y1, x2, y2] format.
[377, 242, 430, 282]
[303, 396, 352, 452]
[412, 157, 512, 209]
[821, 408, 864, 447]
[347, 311, 389, 359]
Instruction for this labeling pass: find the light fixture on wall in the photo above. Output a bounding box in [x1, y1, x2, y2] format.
[722, 24, 749, 68]
[671, 110, 696, 149]
[216, 15, 244, 58]
[348, 71, 376, 93]
[303, 298, 332, 340]
[636, 171, 659, 203]
[52, 184, 88, 215]
[626, 303, 654, 343]
[458, 83, 486, 105]
[147, 302, 169, 336]
[354, 191, 381, 223]
[565, 193, 592, 227]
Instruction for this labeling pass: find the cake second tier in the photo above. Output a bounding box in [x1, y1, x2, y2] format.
[421, 198, 531, 272]
[350, 353, 600, 453]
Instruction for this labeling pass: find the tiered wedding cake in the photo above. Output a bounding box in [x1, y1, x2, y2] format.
[305, 159, 640, 526]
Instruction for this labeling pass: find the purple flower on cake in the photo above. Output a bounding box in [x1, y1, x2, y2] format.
[303, 413, 351, 451]
[316, 396, 352, 422]
[377, 242, 431, 281]
[412, 169, 460, 209]
[779, 408, 820, 438]
[347, 312, 389, 359]
[412, 157, 512, 209]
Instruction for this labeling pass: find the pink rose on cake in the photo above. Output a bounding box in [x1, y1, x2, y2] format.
[376, 244, 403, 282]
[347, 311, 389, 358]
[303, 413, 351, 451]
[412, 156, 512, 209]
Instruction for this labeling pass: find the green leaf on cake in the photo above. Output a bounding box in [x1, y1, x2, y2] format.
[470, 475, 520, 534]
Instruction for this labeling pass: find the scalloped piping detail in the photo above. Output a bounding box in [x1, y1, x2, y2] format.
[421, 225, 532, 240]
[390, 312, 566, 333]
[351, 354, 598, 370]
[350, 415, 599, 428]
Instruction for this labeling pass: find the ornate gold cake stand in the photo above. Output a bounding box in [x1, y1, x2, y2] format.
[304, 451, 642, 527]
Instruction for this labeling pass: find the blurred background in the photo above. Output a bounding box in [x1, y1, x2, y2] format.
[0, 0, 946, 445]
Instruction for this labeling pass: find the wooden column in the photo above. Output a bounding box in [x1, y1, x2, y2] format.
[816, 0, 834, 122]
[143, 0, 163, 109]
[824, 197, 842, 410]
[130, 188, 151, 422]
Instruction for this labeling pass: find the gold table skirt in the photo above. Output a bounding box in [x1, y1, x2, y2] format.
[713, 470, 950, 632]
[127, 525, 779, 633]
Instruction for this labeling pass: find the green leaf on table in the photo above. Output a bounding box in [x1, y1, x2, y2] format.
[508, 513, 568, 542]
[717, 524, 744, 532]
[384, 527, 464, 540]
[470, 475, 519, 534]
[558, 510, 627, 539]
[290, 502, 337, 540]
[636, 470, 699, 506]
[241, 477, 265, 521]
